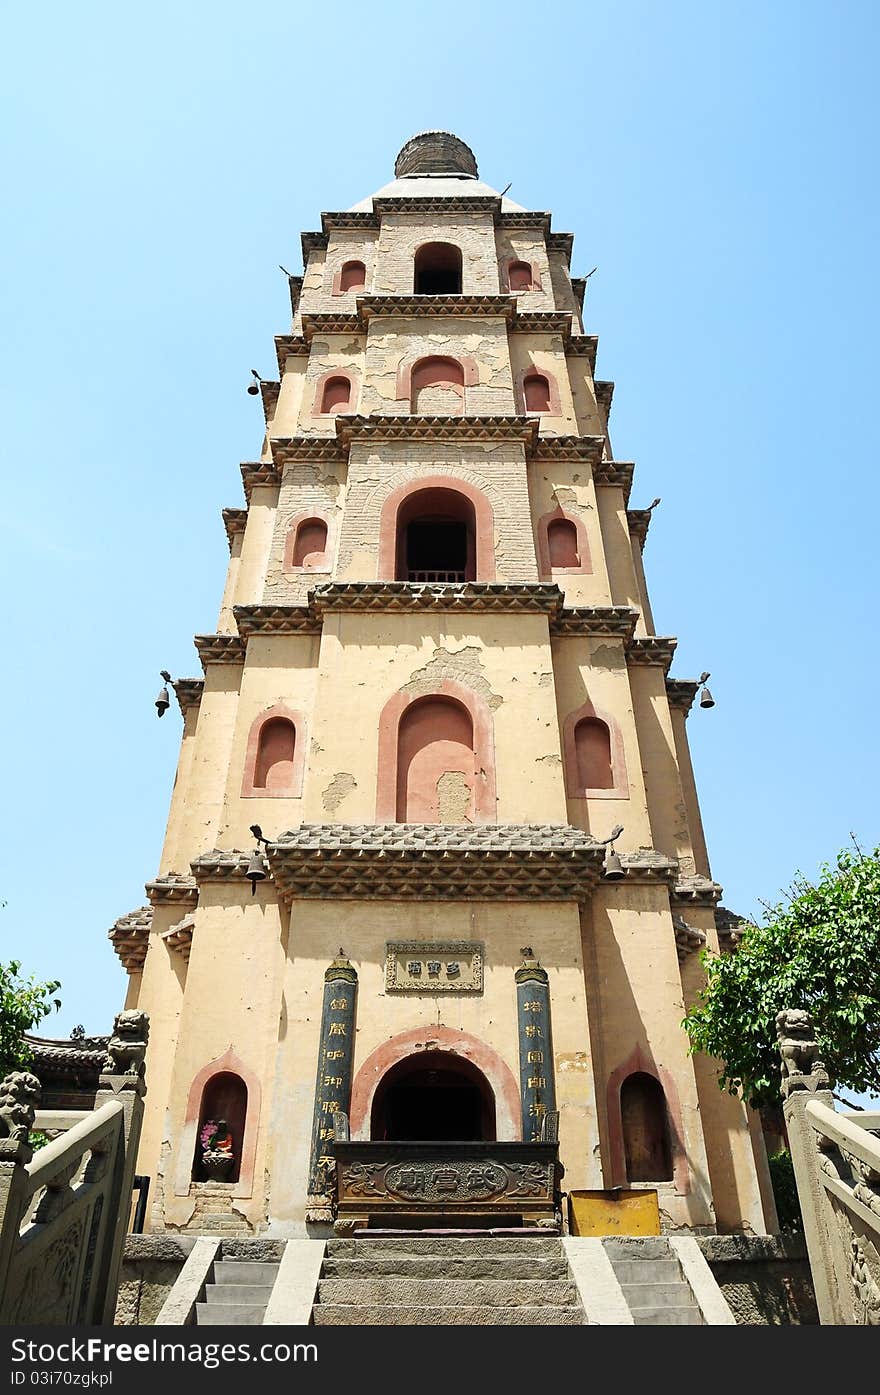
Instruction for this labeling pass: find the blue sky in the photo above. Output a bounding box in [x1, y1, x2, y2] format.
[2, 1, 878, 1065]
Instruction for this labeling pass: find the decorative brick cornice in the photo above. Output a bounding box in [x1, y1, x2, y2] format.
[233, 604, 322, 636]
[260, 380, 280, 421]
[161, 913, 194, 962]
[270, 437, 346, 468]
[145, 874, 198, 906]
[592, 459, 634, 496]
[566, 336, 598, 371]
[301, 230, 328, 256]
[194, 634, 247, 668]
[222, 507, 247, 551]
[672, 875, 724, 908]
[546, 232, 574, 261]
[619, 849, 679, 883]
[715, 905, 749, 950]
[374, 196, 500, 218]
[173, 679, 204, 714]
[550, 606, 639, 638]
[571, 277, 586, 311]
[274, 335, 310, 375]
[267, 823, 607, 902]
[358, 295, 516, 321]
[625, 637, 678, 673]
[287, 275, 303, 320]
[108, 906, 152, 971]
[627, 509, 652, 548]
[301, 313, 363, 339]
[190, 849, 254, 883]
[666, 679, 700, 715]
[513, 312, 572, 336]
[530, 436, 604, 464]
[311, 582, 562, 616]
[673, 914, 707, 961]
[240, 461, 281, 502]
[498, 211, 552, 233]
[335, 415, 538, 448]
[596, 381, 614, 416]
[322, 211, 380, 232]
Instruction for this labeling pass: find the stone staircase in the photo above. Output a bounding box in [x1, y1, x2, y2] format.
[312, 1234, 587, 1325]
[195, 1259, 280, 1326]
[604, 1238, 704, 1325]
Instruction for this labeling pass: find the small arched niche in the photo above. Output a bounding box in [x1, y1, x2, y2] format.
[410, 356, 465, 416]
[254, 716, 297, 792]
[547, 517, 580, 569]
[523, 371, 552, 413]
[290, 517, 328, 568]
[395, 485, 476, 582]
[396, 695, 475, 823]
[192, 1071, 247, 1183]
[414, 242, 463, 295]
[620, 1072, 673, 1183]
[320, 375, 352, 414]
[508, 259, 534, 291]
[574, 716, 614, 791]
[370, 1050, 496, 1142]
[338, 259, 366, 292]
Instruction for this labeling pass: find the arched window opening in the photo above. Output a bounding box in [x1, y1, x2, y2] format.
[192, 1071, 247, 1183]
[414, 242, 463, 295]
[396, 696, 475, 823]
[574, 716, 613, 790]
[254, 717, 296, 792]
[320, 376, 352, 414]
[410, 356, 465, 416]
[547, 518, 580, 569]
[395, 486, 476, 582]
[508, 259, 533, 291]
[620, 1072, 673, 1183]
[523, 372, 551, 413]
[291, 517, 328, 567]
[339, 260, 366, 292]
[370, 1051, 496, 1142]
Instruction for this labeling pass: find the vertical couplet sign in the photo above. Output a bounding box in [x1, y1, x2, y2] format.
[307, 952, 358, 1199]
[515, 949, 556, 1143]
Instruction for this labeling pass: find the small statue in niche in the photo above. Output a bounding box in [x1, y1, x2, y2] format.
[200, 1117, 235, 1182]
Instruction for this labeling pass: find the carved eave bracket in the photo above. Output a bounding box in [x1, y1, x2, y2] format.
[627, 509, 651, 549]
[173, 679, 204, 715]
[191, 849, 254, 884]
[592, 460, 635, 501]
[145, 874, 198, 907]
[222, 507, 247, 552]
[619, 849, 679, 884]
[194, 634, 247, 671]
[666, 679, 699, 715]
[259, 380, 281, 422]
[673, 914, 707, 962]
[672, 875, 724, 908]
[550, 606, 639, 638]
[108, 906, 153, 971]
[233, 604, 322, 636]
[161, 913, 194, 962]
[286, 274, 303, 321]
[266, 823, 607, 902]
[270, 437, 346, 469]
[531, 436, 605, 465]
[240, 461, 281, 503]
[625, 636, 678, 673]
[595, 381, 614, 418]
[274, 335, 310, 375]
[715, 904, 750, 951]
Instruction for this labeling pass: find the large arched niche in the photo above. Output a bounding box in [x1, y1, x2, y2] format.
[376, 474, 496, 582]
[370, 1050, 496, 1142]
[349, 1026, 521, 1142]
[174, 1047, 262, 1198]
[376, 678, 497, 823]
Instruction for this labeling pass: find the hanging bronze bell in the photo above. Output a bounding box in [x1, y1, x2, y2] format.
[699, 686, 715, 709]
[247, 380, 260, 395]
[246, 848, 268, 893]
[604, 846, 624, 880]
[155, 684, 170, 717]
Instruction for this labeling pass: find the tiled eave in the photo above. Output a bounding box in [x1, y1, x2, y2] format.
[234, 604, 322, 636]
[627, 510, 652, 548]
[194, 634, 247, 668]
[674, 914, 707, 961]
[266, 424, 611, 471]
[108, 906, 153, 970]
[24, 1034, 108, 1076]
[592, 460, 634, 499]
[240, 461, 281, 502]
[625, 637, 678, 673]
[335, 415, 538, 448]
[173, 678, 204, 714]
[666, 679, 700, 715]
[222, 507, 247, 551]
[672, 875, 724, 908]
[531, 436, 605, 464]
[310, 582, 562, 616]
[550, 606, 639, 639]
[274, 335, 310, 375]
[596, 381, 614, 417]
[161, 913, 194, 962]
[145, 874, 198, 906]
[286, 274, 303, 320]
[259, 380, 280, 421]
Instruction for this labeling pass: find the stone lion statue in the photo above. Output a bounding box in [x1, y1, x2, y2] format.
[0, 1071, 41, 1144]
[102, 1010, 149, 1076]
[776, 1008, 828, 1091]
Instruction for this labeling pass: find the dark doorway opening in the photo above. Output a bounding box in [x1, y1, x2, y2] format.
[414, 243, 463, 295]
[406, 521, 468, 581]
[371, 1051, 496, 1141]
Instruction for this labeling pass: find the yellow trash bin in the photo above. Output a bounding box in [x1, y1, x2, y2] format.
[567, 1188, 661, 1236]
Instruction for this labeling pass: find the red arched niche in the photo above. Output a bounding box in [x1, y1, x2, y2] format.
[192, 1071, 247, 1182]
[562, 699, 628, 800]
[333, 259, 367, 294]
[377, 475, 496, 582]
[605, 1046, 689, 1194]
[350, 1026, 521, 1142]
[516, 365, 562, 416]
[175, 1047, 262, 1198]
[396, 695, 475, 823]
[241, 704, 307, 798]
[376, 678, 497, 823]
[313, 369, 355, 417]
[536, 508, 592, 577]
[283, 509, 333, 572]
[396, 353, 478, 405]
[395, 486, 475, 582]
[410, 357, 465, 415]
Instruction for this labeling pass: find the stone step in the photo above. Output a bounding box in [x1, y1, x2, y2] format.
[619, 1281, 699, 1308]
[313, 1304, 587, 1326]
[212, 1261, 280, 1285]
[326, 1236, 563, 1259]
[603, 1237, 672, 1260]
[610, 1259, 683, 1285]
[321, 1256, 570, 1281]
[317, 1277, 578, 1307]
[630, 1305, 703, 1326]
[196, 1302, 268, 1326]
[204, 1284, 275, 1305]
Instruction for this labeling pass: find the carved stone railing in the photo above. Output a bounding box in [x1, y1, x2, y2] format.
[0, 1011, 148, 1325]
[778, 1007, 880, 1324]
[332, 1132, 563, 1233]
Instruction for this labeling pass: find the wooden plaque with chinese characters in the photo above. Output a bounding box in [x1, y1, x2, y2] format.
[385, 942, 484, 994]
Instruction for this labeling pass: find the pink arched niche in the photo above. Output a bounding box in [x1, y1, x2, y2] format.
[241, 704, 307, 798]
[174, 1047, 263, 1198]
[515, 365, 562, 416]
[376, 474, 496, 582]
[282, 508, 334, 573]
[350, 1026, 521, 1142]
[536, 508, 592, 577]
[605, 1045, 690, 1194]
[376, 678, 497, 823]
[396, 353, 479, 404]
[332, 259, 368, 295]
[503, 257, 542, 292]
[312, 368, 357, 417]
[562, 699, 628, 800]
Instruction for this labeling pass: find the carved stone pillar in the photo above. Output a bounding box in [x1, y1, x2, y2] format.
[515, 949, 556, 1142]
[307, 953, 358, 1219]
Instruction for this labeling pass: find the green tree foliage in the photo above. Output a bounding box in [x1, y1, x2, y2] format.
[683, 847, 880, 1108]
[0, 960, 61, 1078]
